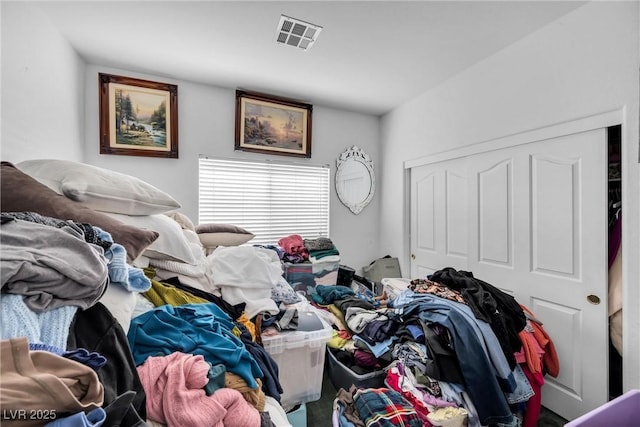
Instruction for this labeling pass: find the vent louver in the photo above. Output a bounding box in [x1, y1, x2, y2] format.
[276, 15, 322, 51]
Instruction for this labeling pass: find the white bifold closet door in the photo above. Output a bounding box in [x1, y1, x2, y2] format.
[410, 157, 469, 278]
[410, 128, 608, 420]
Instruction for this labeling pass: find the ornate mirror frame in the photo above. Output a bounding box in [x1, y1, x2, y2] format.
[335, 145, 375, 214]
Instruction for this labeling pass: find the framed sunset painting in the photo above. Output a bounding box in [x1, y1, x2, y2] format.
[235, 90, 312, 158]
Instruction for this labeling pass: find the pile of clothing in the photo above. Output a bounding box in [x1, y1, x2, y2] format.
[322, 267, 559, 427]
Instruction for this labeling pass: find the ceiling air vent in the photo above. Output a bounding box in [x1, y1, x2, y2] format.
[275, 15, 322, 51]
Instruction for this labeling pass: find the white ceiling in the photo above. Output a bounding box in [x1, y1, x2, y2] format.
[32, 1, 586, 116]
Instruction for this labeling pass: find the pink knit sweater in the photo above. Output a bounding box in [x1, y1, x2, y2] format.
[137, 352, 261, 427]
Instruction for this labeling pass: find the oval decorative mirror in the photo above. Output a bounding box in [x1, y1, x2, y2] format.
[336, 145, 375, 214]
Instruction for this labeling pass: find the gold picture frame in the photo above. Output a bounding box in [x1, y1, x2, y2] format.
[99, 73, 178, 158]
[235, 90, 312, 158]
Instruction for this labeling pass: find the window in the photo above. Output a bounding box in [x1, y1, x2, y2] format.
[199, 157, 330, 245]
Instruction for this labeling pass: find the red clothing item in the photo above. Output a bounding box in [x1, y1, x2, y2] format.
[385, 368, 432, 426]
[521, 364, 545, 427]
[278, 234, 309, 259]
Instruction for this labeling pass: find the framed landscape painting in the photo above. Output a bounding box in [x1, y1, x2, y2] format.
[235, 90, 312, 158]
[99, 73, 179, 158]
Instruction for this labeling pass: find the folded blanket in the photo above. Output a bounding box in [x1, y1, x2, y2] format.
[210, 246, 283, 318]
[1, 216, 108, 312]
[303, 237, 335, 251]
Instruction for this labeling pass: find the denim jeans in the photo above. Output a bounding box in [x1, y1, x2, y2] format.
[505, 364, 535, 405]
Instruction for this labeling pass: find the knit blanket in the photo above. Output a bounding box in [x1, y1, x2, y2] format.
[137, 352, 260, 427]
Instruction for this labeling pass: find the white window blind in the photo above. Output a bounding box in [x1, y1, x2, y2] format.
[199, 157, 330, 245]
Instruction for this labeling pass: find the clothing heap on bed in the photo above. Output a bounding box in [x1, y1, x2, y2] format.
[0, 159, 315, 427]
[315, 268, 559, 427]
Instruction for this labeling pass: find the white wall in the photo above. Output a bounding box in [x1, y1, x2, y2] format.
[82, 65, 381, 274]
[1, 2, 85, 162]
[0, 0, 382, 274]
[380, 1, 640, 390]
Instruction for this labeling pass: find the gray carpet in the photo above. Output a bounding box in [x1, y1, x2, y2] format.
[305, 368, 337, 427]
[537, 407, 568, 427]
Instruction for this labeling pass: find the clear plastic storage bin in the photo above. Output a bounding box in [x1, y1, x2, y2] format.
[283, 261, 340, 297]
[381, 277, 411, 300]
[261, 313, 333, 410]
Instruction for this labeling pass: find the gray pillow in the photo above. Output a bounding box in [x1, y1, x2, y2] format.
[1, 162, 159, 262]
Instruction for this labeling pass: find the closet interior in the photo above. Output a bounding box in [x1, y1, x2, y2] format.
[608, 124, 622, 400]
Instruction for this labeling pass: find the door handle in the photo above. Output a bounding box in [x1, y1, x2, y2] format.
[411, 254, 416, 260]
[586, 294, 601, 305]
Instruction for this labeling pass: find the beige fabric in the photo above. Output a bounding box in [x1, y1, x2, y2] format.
[427, 406, 469, 427]
[609, 247, 623, 354]
[99, 284, 137, 335]
[224, 372, 266, 411]
[196, 223, 255, 249]
[0, 337, 104, 426]
[610, 311, 622, 354]
[198, 232, 255, 248]
[609, 247, 622, 316]
[165, 211, 196, 231]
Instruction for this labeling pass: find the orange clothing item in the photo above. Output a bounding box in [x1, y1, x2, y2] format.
[517, 330, 543, 374]
[520, 305, 560, 378]
[236, 313, 256, 341]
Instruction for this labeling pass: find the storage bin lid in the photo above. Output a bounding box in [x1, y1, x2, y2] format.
[262, 311, 332, 353]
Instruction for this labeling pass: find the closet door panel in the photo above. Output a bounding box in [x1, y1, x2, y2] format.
[530, 298, 583, 396]
[413, 170, 438, 279]
[416, 172, 436, 251]
[410, 159, 468, 279]
[525, 130, 607, 420]
[531, 155, 578, 277]
[468, 152, 520, 299]
[477, 159, 513, 267]
[446, 170, 468, 257]
[467, 129, 607, 420]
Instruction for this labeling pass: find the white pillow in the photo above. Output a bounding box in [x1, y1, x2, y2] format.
[99, 284, 137, 335]
[16, 159, 181, 215]
[106, 213, 197, 265]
